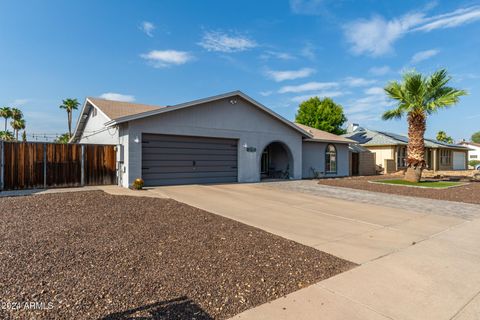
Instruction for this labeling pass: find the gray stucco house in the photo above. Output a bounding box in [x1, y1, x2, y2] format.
[71, 91, 352, 187]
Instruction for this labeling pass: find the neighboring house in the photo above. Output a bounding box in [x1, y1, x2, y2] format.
[459, 141, 480, 167]
[71, 91, 353, 187]
[344, 124, 469, 172]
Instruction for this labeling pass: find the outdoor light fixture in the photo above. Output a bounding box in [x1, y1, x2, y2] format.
[134, 136, 140, 143]
[229, 99, 238, 105]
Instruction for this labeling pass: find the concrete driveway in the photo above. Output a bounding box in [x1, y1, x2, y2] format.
[151, 182, 480, 320]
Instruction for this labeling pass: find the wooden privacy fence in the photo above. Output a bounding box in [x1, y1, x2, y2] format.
[0, 142, 117, 190]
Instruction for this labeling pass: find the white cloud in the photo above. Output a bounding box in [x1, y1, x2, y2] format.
[266, 68, 315, 82]
[369, 66, 391, 76]
[300, 42, 316, 60]
[140, 21, 155, 37]
[364, 86, 384, 95]
[291, 91, 345, 103]
[279, 81, 338, 93]
[260, 90, 273, 97]
[140, 50, 193, 68]
[413, 6, 480, 32]
[344, 13, 423, 56]
[260, 51, 295, 60]
[344, 77, 376, 87]
[99, 93, 136, 102]
[410, 49, 439, 63]
[344, 6, 480, 56]
[198, 31, 257, 52]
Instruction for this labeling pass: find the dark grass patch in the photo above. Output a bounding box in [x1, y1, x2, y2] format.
[0, 191, 355, 319]
[371, 179, 463, 188]
[318, 175, 480, 205]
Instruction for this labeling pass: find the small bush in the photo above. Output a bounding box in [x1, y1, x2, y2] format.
[469, 160, 480, 167]
[132, 178, 144, 190]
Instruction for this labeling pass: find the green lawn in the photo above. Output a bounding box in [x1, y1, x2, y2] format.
[372, 179, 463, 188]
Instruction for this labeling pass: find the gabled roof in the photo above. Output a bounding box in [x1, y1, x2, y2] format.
[344, 128, 469, 150]
[103, 91, 312, 137]
[71, 91, 313, 142]
[294, 123, 353, 144]
[460, 141, 480, 148]
[88, 98, 163, 120]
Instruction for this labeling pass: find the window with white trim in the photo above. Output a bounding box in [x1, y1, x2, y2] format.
[325, 144, 337, 173]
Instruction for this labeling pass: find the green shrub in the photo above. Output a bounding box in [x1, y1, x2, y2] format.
[132, 178, 144, 190]
[469, 160, 480, 167]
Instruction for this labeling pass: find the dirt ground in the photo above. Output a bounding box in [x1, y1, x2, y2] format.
[317, 175, 480, 205]
[0, 191, 355, 319]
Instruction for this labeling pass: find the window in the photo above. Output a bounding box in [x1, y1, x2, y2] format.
[325, 144, 337, 173]
[440, 149, 452, 165]
[92, 108, 97, 117]
[470, 155, 478, 159]
[397, 146, 407, 168]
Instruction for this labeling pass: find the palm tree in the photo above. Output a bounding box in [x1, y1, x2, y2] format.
[0, 131, 14, 141]
[0, 106, 12, 132]
[382, 69, 467, 182]
[59, 98, 80, 137]
[11, 118, 26, 141]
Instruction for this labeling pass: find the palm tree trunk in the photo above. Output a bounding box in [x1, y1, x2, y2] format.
[67, 110, 72, 137]
[405, 112, 426, 182]
[4, 118, 7, 132]
[15, 129, 18, 141]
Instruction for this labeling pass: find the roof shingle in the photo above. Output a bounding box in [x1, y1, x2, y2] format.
[88, 97, 163, 120]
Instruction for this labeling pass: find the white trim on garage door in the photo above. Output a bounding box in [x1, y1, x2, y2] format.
[141, 133, 238, 186]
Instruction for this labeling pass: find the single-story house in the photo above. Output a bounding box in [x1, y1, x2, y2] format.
[344, 124, 469, 172]
[71, 91, 353, 187]
[459, 141, 480, 167]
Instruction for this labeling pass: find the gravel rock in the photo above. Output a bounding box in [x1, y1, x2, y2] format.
[0, 191, 355, 319]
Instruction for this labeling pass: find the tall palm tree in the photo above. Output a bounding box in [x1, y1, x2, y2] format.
[382, 69, 467, 182]
[0, 106, 12, 132]
[11, 118, 26, 141]
[59, 98, 80, 137]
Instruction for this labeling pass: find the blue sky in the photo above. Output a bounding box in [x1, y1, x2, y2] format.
[1, 0, 479, 141]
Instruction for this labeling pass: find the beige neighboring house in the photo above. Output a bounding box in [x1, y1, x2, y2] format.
[344, 125, 469, 173]
[459, 141, 480, 167]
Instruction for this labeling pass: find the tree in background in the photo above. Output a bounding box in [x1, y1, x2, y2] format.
[0, 106, 12, 132]
[472, 131, 480, 143]
[9, 108, 25, 141]
[436, 130, 454, 144]
[11, 118, 26, 141]
[55, 133, 71, 144]
[382, 69, 467, 182]
[0, 131, 14, 141]
[22, 131, 27, 142]
[295, 97, 347, 135]
[59, 98, 80, 138]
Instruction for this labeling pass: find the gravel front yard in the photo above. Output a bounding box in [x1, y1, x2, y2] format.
[317, 175, 480, 205]
[0, 191, 355, 319]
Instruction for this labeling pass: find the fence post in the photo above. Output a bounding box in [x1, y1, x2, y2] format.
[0, 141, 4, 191]
[81, 145, 85, 186]
[43, 143, 47, 189]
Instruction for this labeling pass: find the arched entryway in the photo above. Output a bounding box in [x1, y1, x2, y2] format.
[260, 141, 294, 180]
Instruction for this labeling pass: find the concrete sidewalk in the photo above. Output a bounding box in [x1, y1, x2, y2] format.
[154, 183, 480, 320]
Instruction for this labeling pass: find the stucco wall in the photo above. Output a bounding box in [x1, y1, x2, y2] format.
[122, 97, 304, 187]
[365, 146, 395, 169]
[302, 141, 349, 178]
[79, 107, 118, 145]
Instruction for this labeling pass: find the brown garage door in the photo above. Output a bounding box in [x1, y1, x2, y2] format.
[142, 134, 238, 186]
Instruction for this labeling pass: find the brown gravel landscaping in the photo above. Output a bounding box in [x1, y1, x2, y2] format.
[317, 175, 480, 205]
[0, 191, 355, 319]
